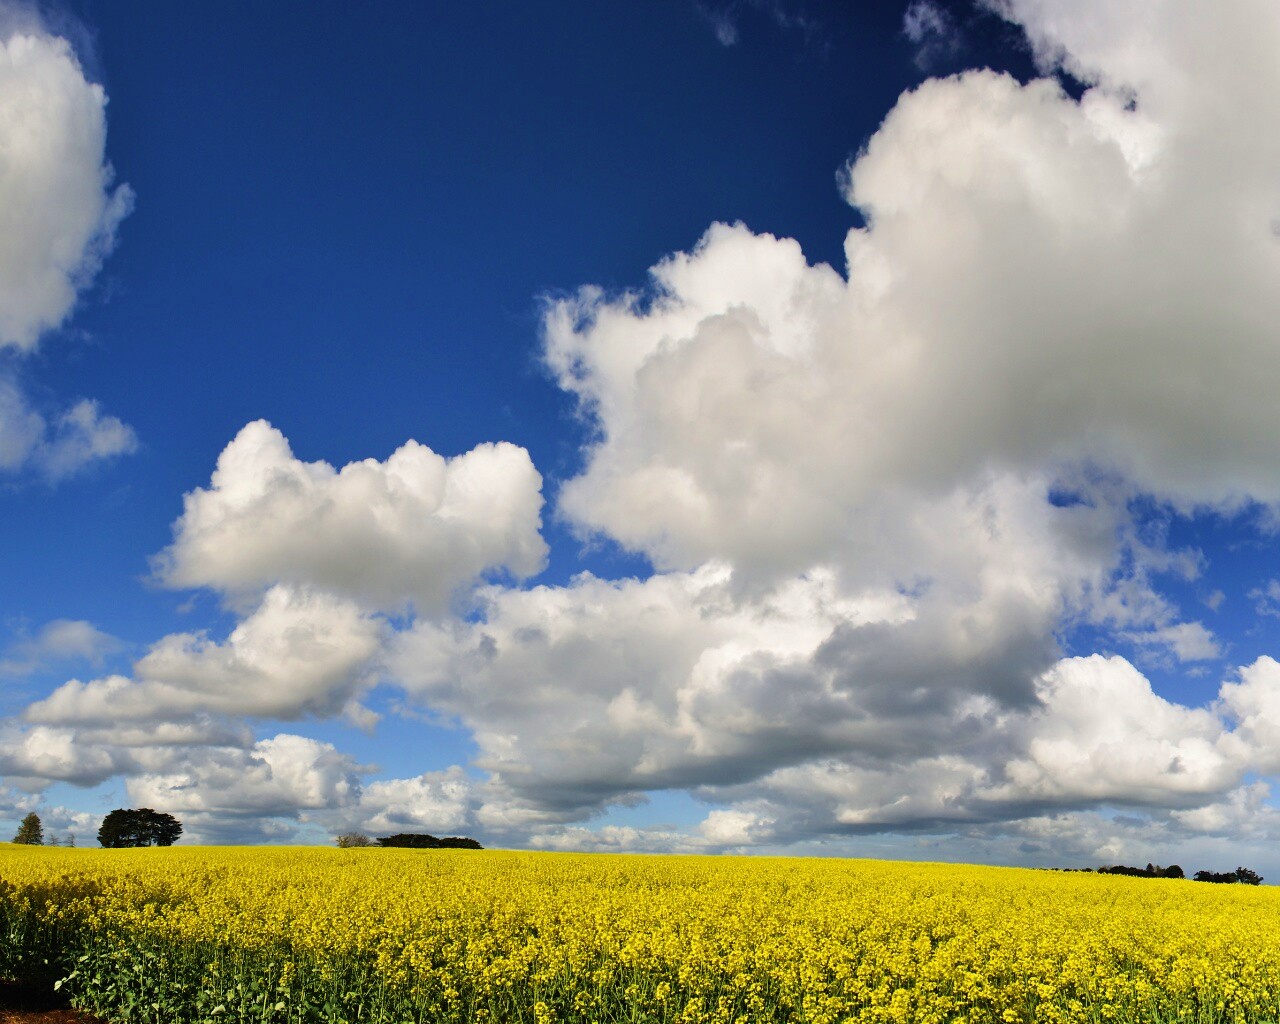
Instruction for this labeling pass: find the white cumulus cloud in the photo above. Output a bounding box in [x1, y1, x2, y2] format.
[355, 766, 476, 837]
[154, 420, 547, 614]
[128, 733, 364, 817]
[0, 26, 132, 350]
[26, 585, 383, 727]
[547, 3, 1280, 588]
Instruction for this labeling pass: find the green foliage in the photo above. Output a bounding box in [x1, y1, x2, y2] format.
[1194, 866, 1265, 885]
[98, 808, 183, 848]
[1096, 863, 1185, 879]
[374, 832, 482, 849]
[12, 812, 43, 845]
[57, 940, 416, 1024]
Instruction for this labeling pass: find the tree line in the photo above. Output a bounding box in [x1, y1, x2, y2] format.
[11, 809, 183, 848]
[15, 814, 480, 850]
[335, 832, 483, 849]
[10, 813, 1262, 879]
[1050, 862, 1264, 884]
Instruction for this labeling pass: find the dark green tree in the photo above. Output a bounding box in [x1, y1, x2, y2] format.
[12, 812, 43, 845]
[97, 808, 183, 848]
[375, 832, 482, 849]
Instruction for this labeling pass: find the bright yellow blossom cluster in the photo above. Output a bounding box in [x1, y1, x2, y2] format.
[1, 843, 1278, 1023]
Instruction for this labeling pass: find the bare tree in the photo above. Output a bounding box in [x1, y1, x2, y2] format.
[336, 832, 372, 848]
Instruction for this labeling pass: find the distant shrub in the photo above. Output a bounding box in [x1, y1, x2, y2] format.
[1194, 867, 1263, 885]
[375, 833, 483, 850]
[1053, 862, 1263, 884]
[1096, 864, 1184, 879]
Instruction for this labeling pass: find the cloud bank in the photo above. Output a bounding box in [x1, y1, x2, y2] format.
[9, 0, 1280, 865]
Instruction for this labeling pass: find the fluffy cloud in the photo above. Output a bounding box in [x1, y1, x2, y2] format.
[386, 458, 1207, 828]
[0, 723, 130, 787]
[530, 824, 709, 854]
[118, 733, 370, 844]
[128, 734, 363, 818]
[476, 0, 1280, 855]
[0, 713, 257, 789]
[1216, 656, 1280, 773]
[0, 26, 132, 350]
[354, 766, 476, 836]
[0, 782, 37, 819]
[26, 585, 382, 727]
[389, 545, 1280, 841]
[123, 743, 486, 845]
[154, 420, 547, 613]
[547, 6, 1280, 584]
[692, 655, 1280, 845]
[390, 565, 911, 819]
[1000, 656, 1242, 806]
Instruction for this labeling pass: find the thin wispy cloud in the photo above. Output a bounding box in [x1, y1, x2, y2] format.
[903, 0, 961, 68]
[0, 618, 119, 677]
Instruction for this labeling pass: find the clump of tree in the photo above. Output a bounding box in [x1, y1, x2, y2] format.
[375, 833, 483, 850]
[1194, 867, 1263, 885]
[1097, 863, 1185, 879]
[335, 832, 373, 848]
[1061, 862, 1263, 885]
[98, 808, 183, 848]
[12, 812, 44, 845]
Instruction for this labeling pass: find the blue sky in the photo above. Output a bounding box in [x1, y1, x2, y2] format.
[3, 0, 1280, 877]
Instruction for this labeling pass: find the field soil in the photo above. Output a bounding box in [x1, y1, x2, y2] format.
[0, 982, 102, 1023]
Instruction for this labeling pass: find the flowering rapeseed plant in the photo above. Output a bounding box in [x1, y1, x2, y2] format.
[1, 844, 1278, 1023]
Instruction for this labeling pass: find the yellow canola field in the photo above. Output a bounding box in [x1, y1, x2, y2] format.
[1, 844, 1279, 1024]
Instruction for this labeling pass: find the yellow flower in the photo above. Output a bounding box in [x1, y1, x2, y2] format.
[2, 843, 1279, 1024]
